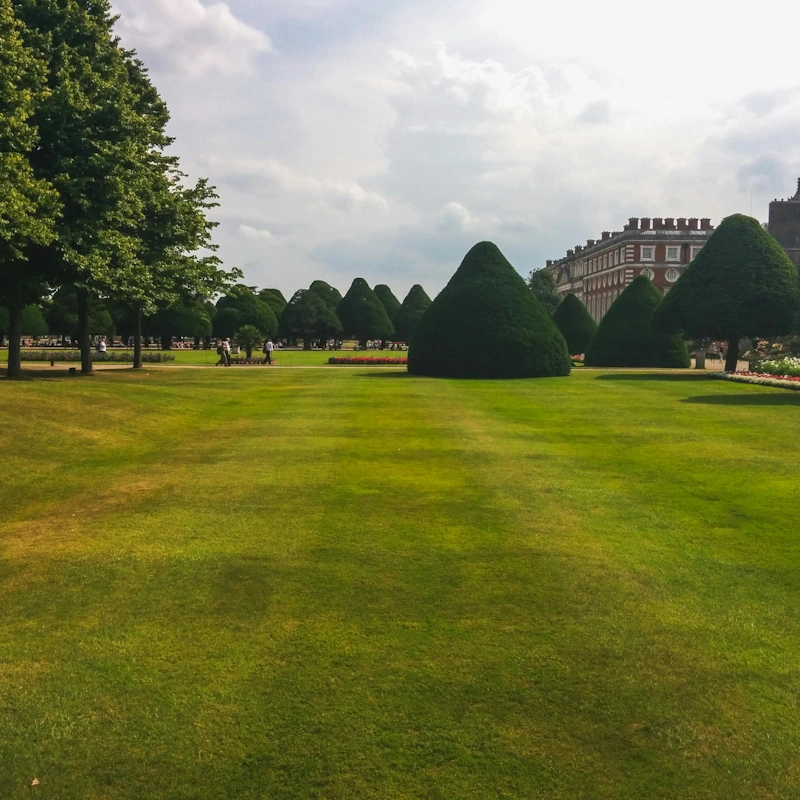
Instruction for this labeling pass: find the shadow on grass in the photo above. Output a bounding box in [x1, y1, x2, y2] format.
[594, 372, 713, 382]
[683, 394, 800, 406]
[361, 371, 412, 379]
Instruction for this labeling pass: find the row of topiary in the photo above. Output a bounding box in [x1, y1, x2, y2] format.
[407, 214, 799, 378]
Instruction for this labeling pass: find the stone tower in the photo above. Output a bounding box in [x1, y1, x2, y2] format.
[768, 179, 800, 266]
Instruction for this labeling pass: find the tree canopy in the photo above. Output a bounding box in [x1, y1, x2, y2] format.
[394, 284, 432, 343]
[279, 289, 343, 350]
[408, 242, 571, 378]
[527, 268, 562, 316]
[585, 276, 689, 368]
[654, 213, 799, 370]
[336, 279, 394, 344]
[214, 285, 277, 339]
[259, 288, 287, 319]
[552, 294, 597, 355]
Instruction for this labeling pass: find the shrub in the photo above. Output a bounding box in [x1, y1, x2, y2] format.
[408, 242, 571, 378]
[585, 276, 690, 368]
[755, 356, 800, 377]
[552, 294, 597, 355]
[328, 357, 407, 365]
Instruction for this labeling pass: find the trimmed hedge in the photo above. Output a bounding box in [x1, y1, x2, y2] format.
[20, 351, 176, 362]
[585, 276, 690, 367]
[336, 279, 395, 343]
[374, 285, 402, 325]
[394, 285, 432, 342]
[408, 242, 571, 378]
[553, 294, 597, 355]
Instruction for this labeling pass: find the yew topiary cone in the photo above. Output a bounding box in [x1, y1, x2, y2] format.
[585, 275, 689, 367]
[553, 294, 597, 355]
[408, 242, 571, 378]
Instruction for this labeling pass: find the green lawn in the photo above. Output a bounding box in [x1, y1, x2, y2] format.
[2, 368, 800, 798]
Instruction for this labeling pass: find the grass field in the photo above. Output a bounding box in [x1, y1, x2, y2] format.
[2, 368, 800, 798]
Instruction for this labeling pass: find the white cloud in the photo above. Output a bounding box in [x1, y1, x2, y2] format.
[239, 224, 276, 241]
[209, 157, 388, 211]
[114, 0, 272, 76]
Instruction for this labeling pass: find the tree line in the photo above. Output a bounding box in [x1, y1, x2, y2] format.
[0, 0, 238, 377]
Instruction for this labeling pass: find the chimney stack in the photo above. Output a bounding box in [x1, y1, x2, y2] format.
[640, 217, 651, 230]
[546, 260, 553, 267]
[653, 217, 664, 229]
[601, 231, 611, 241]
[575, 245, 583, 253]
[626, 217, 639, 230]
[687, 218, 698, 230]
[586, 239, 595, 247]
[664, 217, 675, 230]
[567, 249, 574, 257]
[700, 218, 712, 230]
[676, 217, 687, 230]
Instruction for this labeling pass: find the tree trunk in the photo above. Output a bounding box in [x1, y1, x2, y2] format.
[6, 292, 24, 378]
[725, 336, 740, 373]
[246, 343, 253, 358]
[160, 334, 171, 351]
[133, 308, 143, 369]
[76, 287, 93, 375]
[303, 336, 312, 351]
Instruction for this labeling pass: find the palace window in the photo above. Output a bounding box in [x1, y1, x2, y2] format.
[666, 246, 680, 261]
[641, 246, 654, 261]
[641, 267, 655, 280]
[665, 268, 681, 283]
[691, 246, 703, 260]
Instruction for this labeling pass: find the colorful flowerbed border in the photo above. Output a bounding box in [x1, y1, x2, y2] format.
[328, 357, 408, 365]
[711, 371, 800, 391]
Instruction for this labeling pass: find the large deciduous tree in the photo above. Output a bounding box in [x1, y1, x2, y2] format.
[279, 289, 342, 350]
[336, 279, 394, 347]
[14, 0, 178, 374]
[655, 214, 799, 372]
[0, 0, 60, 376]
[527, 268, 561, 317]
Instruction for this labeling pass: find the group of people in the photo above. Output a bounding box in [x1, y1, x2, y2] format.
[215, 338, 275, 366]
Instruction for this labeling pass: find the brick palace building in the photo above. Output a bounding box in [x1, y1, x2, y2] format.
[767, 179, 800, 267]
[545, 217, 715, 322]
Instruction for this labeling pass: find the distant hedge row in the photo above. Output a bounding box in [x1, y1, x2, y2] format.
[20, 351, 175, 363]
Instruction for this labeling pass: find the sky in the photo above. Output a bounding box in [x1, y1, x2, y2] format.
[111, 0, 800, 301]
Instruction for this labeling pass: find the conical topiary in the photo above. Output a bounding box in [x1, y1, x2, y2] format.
[552, 294, 597, 355]
[308, 280, 343, 312]
[654, 214, 799, 371]
[374, 284, 402, 325]
[408, 242, 571, 378]
[336, 278, 395, 345]
[585, 275, 689, 367]
[394, 284, 432, 343]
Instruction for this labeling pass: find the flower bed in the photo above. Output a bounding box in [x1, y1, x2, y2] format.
[20, 351, 175, 363]
[754, 356, 800, 378]
[571, 354, 585, 366]
[328, 357, 408, 365]
[712, 371, 800, 391]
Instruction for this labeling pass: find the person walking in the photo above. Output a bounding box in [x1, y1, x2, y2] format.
[215, 340, 226, 366]
[263, 338, 274, 365]
[223, 338, 232, 367]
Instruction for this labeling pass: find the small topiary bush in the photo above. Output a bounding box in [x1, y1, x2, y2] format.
[552, 294, 597, 356]
[585, 276, 689, 368]
[408, 242, 571, 378]
[394, 285, 432, 343]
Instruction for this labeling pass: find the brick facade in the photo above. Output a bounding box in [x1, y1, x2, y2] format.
[767, 179, 800, 267]
[545, 217, 714, 322]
